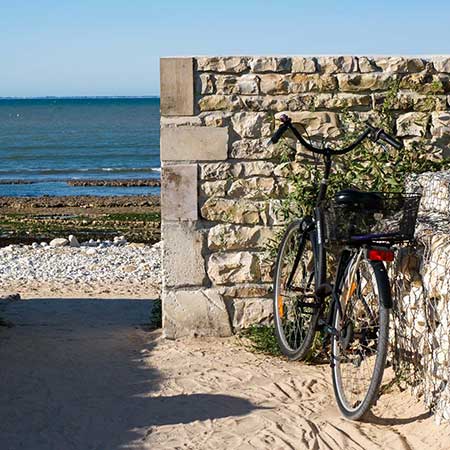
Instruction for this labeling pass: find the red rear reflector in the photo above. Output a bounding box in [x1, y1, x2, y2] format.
[368, 248, 394, 262]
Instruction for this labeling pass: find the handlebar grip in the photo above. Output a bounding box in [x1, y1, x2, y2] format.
[379, 130, 403, 150]
[270, 123, 289, 144]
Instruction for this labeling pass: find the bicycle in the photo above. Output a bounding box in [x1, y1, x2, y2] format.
[270, 115, 421, 420]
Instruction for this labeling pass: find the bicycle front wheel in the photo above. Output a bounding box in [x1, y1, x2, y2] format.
[273, 220, 321, 361]
[331, 257, 390, 420]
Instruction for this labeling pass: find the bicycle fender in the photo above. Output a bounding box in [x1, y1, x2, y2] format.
[372, 261, 393, 309]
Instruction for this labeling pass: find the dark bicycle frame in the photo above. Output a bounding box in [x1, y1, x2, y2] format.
[274, 117, 399, 352]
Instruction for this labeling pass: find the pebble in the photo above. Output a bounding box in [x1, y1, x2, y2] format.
[0, 240, 162, 288]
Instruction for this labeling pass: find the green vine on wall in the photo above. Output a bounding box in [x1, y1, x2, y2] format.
[275, 81, 450, 222]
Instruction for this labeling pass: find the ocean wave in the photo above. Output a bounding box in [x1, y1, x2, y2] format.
[0, 167, 161, 176]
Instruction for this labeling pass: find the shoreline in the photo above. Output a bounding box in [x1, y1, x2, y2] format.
[0, 194, 161, 245]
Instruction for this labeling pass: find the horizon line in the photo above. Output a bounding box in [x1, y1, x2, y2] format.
[0, 95, 161, 100]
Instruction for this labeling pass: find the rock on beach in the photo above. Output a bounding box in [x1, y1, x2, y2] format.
[49, 238, 69, 248]
[0, 238, 162, 297]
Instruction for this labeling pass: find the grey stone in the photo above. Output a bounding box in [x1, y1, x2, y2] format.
[161, 164, 198, 221]
[164, 288, 232, 339]
[49, 238, 69, 248]
[162, 222, 206, 288]
[160, 57, 194, 116]
[68, 235, 80, 248]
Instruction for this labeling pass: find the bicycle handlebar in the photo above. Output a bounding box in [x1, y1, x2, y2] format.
[270, 114, 403, 155]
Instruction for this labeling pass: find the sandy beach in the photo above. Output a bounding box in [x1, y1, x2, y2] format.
[1, 296, 449, 450]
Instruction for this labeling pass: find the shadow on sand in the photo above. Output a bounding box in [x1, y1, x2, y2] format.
[0, 298, 259, 450]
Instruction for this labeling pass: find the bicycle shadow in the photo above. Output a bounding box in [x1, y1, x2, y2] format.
[361, 410, 432, 425]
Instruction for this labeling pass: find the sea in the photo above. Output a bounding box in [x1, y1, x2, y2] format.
[0, 97, 160, 197]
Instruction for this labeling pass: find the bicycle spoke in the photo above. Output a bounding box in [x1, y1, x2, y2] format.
[274, 222, 320, 359]
[333, 259, 386, 413]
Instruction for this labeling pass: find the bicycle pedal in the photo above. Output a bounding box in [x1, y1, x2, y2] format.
[315, 283, 333, 298]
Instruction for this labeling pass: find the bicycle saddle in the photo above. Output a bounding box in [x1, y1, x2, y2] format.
[334, 189, 384, 210]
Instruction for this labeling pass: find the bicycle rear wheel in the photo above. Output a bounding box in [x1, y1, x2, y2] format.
[273, 220, 321, 361]
[331, 257, 390, 420]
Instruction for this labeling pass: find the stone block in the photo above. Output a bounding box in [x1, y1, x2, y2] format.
[200, 161, 275, 180]
[433, 57, 450, 73]
[275, 111, 341, 138]
[218, 284, 272, 298]
[396, 112, 429, 137]
[161, 126, 228, 162]
[400, 73, 448, 94]
[200, 197, 264, 225]
[197, 73, 216, 94]
[161, 164, 198, 221]
[162, 222, 207, 288]
[431, 112, 450, 141]
[199, 180, 229, 198]
[373, 56, 425, 73]
[291, 57, 317, 73]
[231, 112, 273, 138]
[317, 56, 358, 73]
[249, 57, 291, 73]
[196, 56, 249, 73]
[160, 57, 194, 116]
[289, 74, 338, 93]
[208, 224, 275, 251]
[358, 57, 379, 73]
[337, 73, 396, 92]
[227, 177, 277, 199]
[198, 94, 243, 112]
[207, 251, 261, 284]
[164, 288, 232, 338]
[216, 74, 261, 95]
[230, 138, 284, 160]
[227, 297, 273, 330]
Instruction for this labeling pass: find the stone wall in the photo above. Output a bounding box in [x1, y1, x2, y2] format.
[160, 55, 450, 340]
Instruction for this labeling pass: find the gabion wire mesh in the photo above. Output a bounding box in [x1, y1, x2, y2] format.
[392, 219, 450, 423]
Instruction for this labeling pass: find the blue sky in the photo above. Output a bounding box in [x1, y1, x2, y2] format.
[1, 0, 449, 97]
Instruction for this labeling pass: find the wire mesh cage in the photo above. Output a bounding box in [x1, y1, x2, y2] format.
[324, 192, 422, 244]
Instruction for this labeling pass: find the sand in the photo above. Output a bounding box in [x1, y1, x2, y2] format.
[0, 296, 449, 450]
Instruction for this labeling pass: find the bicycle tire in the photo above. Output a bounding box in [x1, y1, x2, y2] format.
[331, 258, 390, 420]
[273, 219, 322, 361]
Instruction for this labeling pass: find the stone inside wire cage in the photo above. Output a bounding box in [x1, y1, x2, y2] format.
[324, 193, 422, 244]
